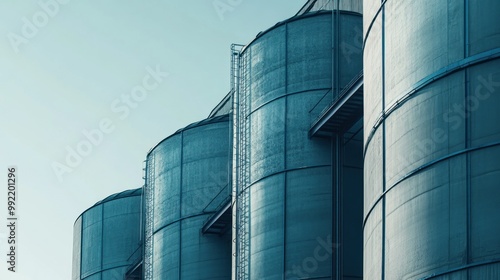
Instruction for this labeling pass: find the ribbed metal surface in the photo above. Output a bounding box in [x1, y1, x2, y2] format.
[296, 0, 362, 16]
[233, 10, 362, 279]
[72, 188, 142, 280]
[144, 115, 232, 280]
[73, 216, 82, 280]
[363, 0, 500, 279]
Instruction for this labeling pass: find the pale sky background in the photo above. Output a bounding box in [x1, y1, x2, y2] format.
[0, 1, 306, 279]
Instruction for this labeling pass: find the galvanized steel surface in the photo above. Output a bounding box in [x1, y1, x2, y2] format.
[72, 188, 142, 280]
[363, 0, 500, 279]
[296, 0, 363, 17]
[144, 115, 232, 280]
[233, 10, 363, 279]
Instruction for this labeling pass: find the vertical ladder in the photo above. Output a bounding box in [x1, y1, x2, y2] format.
[230, 44, 243, 92]
[144, 154, 155, 280]
[236, 47, 251, 280]
[230, 43, 251, 280]
[231, 44, 240, 280]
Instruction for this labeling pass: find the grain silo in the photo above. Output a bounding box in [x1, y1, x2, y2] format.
[72, 188, 142, 280]
[363, 0, 500, 278]
[232, 0, 363, 278]
[143, 115, 232, 279]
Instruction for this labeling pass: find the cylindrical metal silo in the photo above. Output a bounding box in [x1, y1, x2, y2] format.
[143, 115, 232, 280]
[232, 3, 363, 278]
[363, 0, 500, 279]
[72, 188, 142, 280]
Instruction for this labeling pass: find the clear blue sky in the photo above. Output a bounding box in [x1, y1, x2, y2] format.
[0, 1, 306, 279]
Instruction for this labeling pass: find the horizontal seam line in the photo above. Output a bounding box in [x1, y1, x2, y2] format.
[364, 50, 500, 158]
[152, 212, 215, 235]
[238, 165, 331, 195]
[363, 141, 500, 229]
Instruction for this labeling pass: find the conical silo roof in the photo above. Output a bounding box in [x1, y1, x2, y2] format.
[295, 0, 362, 16]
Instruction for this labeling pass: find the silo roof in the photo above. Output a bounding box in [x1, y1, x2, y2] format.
[176, 114, 229, 133]
[147, 114, 230, 156]
[295, 0, 335, 16]
[295, 0, 362, 16]
[241, 1, 361, 54]
[74, 188, 142, 225]
[93, 188, 143, 206]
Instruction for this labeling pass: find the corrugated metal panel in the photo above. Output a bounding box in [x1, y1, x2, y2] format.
[363, 0, 500, 279]
[296, 0, 363, 16]
[234, 10, 363, 279]
[72, 217, 82, 280]
[73, 189, 142, 280]
[144, 115, 232, 280]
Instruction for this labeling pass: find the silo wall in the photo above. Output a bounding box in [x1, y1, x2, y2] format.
[72, 188, 142, 280]
[144, 115, 232, 280]
[234, 9, 363, 279]
[363, 1, 500, 279]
